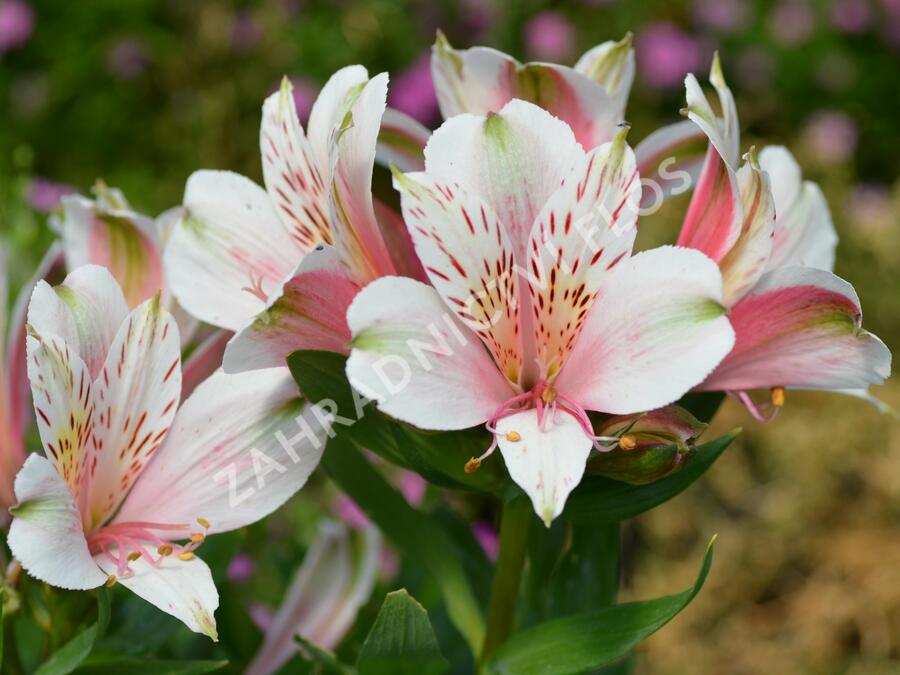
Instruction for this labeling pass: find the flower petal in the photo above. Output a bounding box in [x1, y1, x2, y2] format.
[496, 409, 592, 526]
[307, 65, 370, 165]
[759, 145, 837, 272]
[373, 199, 428, 283]
[423, 99, 583, 261]
[26, 332, 94, 499]
[527, 131, 640, 377]
[376, 107, 431, 173]
[8, 454, 106, 590]
[181, 330, 230, 398]
[28, 265, 129, 379]
[556, 246, 735, 414]
[260, 78, 333, 252]
[346, 276, 514, 430]
[164, 170, 302, 330]
[59, 194, 164, 307]
[114, 368, 326, 534]
[698, 267, 891, 391]
[431, 33, 619, 150]
[222, 246, 359, 373]
[633, 119, 706, 209]
[87, 297, 181, 528]
[682, 55, 739, 169]
[573, 33, 635, 119]
[393, 171, 523, 385]
[95, 551, 219, 640]
[329, 72, 397, 282]
[245, 521, 380, 675]
[719, 155, 776, 306]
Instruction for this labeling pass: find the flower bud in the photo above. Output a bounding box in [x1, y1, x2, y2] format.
[587, 406, 707, 484]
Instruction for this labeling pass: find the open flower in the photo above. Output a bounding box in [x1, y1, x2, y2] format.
[164, 68, 424, 374]
[344, 100, 735, 524]
[8, 265, 327, 638]
[675, 58, 891, 415]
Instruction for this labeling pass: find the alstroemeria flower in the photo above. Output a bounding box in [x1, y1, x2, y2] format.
[164, 67, 423, 374]
[344, 100, 735, 524]
[675, 58, 891, 414]
[8, 265, 327, 638]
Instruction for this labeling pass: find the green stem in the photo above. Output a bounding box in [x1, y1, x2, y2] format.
[479, 496, 532, 666]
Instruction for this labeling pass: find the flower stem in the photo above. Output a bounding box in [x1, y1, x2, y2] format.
[479, 495, 532, 666]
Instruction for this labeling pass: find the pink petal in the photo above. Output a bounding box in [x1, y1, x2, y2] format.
[698, 267, 891, 391]
[375, 107, 431, 173]
[181, 330, 231, 399]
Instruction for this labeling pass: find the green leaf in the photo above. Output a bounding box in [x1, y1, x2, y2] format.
[357, 590, 448, 675]
[294, 635, 355, 674]
[486, 538, 717, 675]
[36, 589, 111, 675]
[287, 350, 506, 492]
[564, 430, 739, 524]
[677, 391, 726, 423]
[322, 436, 485, 655]
[71, 658, 227, 674]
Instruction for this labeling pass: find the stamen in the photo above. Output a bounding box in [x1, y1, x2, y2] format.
[197, 517, 211, 529]
[127, 551, 141, 562]
[158, 544, 173, 556]
[106, 575, 118, 588]
[190, 532, 205, 544]
[464, 458, 481, 473]
[771, 386, 785, 408]
[178, 551, 196, 561]
[730, 390, 780, 423]
[618, 434, 638, 450]
[505, 431, 521, 442]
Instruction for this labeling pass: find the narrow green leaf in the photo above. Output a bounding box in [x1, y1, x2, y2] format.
[287, 350, 506, 492]
[35, 589, 112, 675]
[72, 658, 228, 674]
[322, 436, 485, 654]
[294, 635, 355, 674]
[487, 538, 717, 675]
[565, 430, 739, 524]
[677, 391, 726, 423]
[358, 590, 448, 675]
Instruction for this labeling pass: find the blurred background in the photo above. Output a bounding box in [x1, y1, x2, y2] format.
[1, 0, 898, 673]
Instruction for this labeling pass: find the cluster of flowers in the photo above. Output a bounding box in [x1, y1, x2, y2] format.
[2, 33, 890, 647]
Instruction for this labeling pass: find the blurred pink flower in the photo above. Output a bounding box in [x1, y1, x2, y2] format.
[472, 521, 499, 561]
[460, 0, 496, 35]
[831, 0, 873, 33]
[227, 553, 256, 584]
[848, 183, 892, 228]
[106, 38, 148, 80]
[231, 10, 261, 52]
[26, 178, 76, 212]
[692, 0, 749, 32]
[336, 494, 370, 530]
[249, 604, 275, 632]
[802, 110, 858, 164]
[398, 470, 426, 506]
[524, 11, 575, 61]
[288, 76, 316, 124]
[387, 54, 438, 124]
[636, 22, 703, 89]
[0, 0, 33, 53]
[769, 1, 816, 46]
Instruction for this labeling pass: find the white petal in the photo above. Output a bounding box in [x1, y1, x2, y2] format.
[164, 170, 302, 330]
[375, 107, 431, 173]
[423, 99, 583, 260]
[95, 551, 219, 640]
[27, 265, 129, 379]
[496, 409, 592, 526]
[114, 368, 326, 534]
[556, 246, 735, 414]
[307, 65, 370, 165]
[573, 34, 635, 118]
[8, 455, 106, 590]
[87, 297, 181, 528]
[346, 276, 514, 430]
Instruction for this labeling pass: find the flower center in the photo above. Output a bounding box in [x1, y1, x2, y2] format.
[87, 517, 211, 583]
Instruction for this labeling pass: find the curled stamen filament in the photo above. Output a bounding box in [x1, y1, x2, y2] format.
[730, 390, 780, 423]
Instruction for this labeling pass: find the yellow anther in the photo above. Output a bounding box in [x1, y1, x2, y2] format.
[618, 434, 638, 451]
[504, 431, 521, 442]
[178, 551, 196, 561]
[127, 551, 141, 562]
[196, 517, 211, 529]
[157, 544, 174, 556]
[105, 575, 118, 588]
[541, 386, 558, 404]
[771, 386, 785, 408]
[190, 532, 205, 544]
[464, 457, 481, 473]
